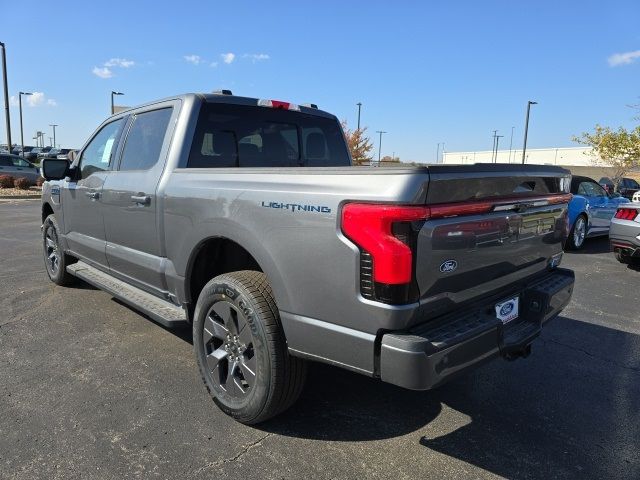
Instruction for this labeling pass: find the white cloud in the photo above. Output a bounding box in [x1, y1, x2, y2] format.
[608, 50, 640, 67]
[221, 52, 235, 64]
[27, 92, 45, 107]
[244, 53, 270, 62]
[210, 61, 218, 68]
[104, 57, 135, 68]
[92, 66, 113, 78]
[9, 92, 56, 107]
[184, 54, 202, 65]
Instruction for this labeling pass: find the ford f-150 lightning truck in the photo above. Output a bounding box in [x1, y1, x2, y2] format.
[40, 92, 575, 424]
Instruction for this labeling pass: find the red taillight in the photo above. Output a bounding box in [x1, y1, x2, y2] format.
[341, 204, 430, 284]
[615, 208, 639, 221]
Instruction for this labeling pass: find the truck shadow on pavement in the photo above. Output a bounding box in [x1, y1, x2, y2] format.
[258, 315, 640, 479]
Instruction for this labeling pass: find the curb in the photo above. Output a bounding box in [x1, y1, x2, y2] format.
[0, 195, 40, 200]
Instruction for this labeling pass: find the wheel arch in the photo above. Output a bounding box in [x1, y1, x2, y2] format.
[42, 202, 54, 223]
[183, 235, 289, 319]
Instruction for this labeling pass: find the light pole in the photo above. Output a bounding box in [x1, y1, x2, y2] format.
[0, 42, 11, 150]
[376, 130, 386, 166]
[356, 102, 362, 130]
[441, 142, 445, 162]
[49, 124, 58, 149]
[495, 135, 503, 163]
[111, 91, 124, 114]
[19, 92, 32, 156]
[491, 130, 498, 163]
[508, 126, 515, 163]
[436, 142, 441, 163]
[521, 101, 537, 164]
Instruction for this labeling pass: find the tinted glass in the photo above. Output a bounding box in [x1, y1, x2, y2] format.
[188, 103, 350, 168]
[578, 181, 605, 197]
[0, 156, 12, 166]
[79, 118, 124, 179]
[119, 108, 173, 171]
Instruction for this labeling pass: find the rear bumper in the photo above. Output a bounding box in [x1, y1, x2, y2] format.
[379, 268, 574, 390]
[610, 220, 640, 257]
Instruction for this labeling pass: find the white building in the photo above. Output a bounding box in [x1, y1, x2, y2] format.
[442, 147, 600, 167]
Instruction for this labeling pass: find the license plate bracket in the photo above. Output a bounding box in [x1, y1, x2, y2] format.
[495, 296, 519, 324]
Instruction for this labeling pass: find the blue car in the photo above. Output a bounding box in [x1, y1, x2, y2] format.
[566, 175, 630, 250]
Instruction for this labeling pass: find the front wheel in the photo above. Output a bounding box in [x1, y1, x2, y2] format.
[42, 214, 76, 286]
[566, 215, 587, 250]
[193, 271, 306, 424]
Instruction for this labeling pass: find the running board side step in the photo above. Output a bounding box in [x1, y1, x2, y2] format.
[67, 261, 187, 328]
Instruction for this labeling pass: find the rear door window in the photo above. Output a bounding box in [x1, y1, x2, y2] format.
[187, 103, 349, 168]
[119, 108, 173, 171]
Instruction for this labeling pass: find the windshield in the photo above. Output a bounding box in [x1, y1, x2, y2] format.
[187, 103, 350, 168]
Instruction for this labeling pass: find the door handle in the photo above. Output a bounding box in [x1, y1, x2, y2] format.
[131, 194, 151, 205]
[86, 191, 100, 200]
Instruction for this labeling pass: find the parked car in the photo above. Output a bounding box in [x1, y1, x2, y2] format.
[610, 204, 640, 265]
[39, 92, 575, 424]
[0, 153, 41, 184]
[598, 176, 640, 200]
[23, 147, 44, 162]
[618, 177, 640, 200]
[12, 145, 34, 156]
[53, 148, 73, 160]
[36, 147, 54, 161]
[566, 175, 630, 249]
[41, 148, 62, 159]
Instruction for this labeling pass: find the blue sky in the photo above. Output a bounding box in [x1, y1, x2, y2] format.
[1, 0, 639, 162]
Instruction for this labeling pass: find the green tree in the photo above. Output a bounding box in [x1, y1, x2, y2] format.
[573, 125, 640, 187]
[341, 121, 374, 165]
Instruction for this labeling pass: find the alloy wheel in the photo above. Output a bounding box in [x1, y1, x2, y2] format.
[574, 217, 586, 248]
[202, 301, 256, 397]
[44, 225, 60, 276]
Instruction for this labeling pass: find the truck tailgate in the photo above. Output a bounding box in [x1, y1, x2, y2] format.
[415, 165, 571, 318]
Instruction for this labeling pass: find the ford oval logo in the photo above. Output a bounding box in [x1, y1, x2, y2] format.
[439, 260, 458, 273]
[500, 303, 514, 316]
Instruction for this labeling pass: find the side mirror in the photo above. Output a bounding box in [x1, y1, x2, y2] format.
[41, 158, 70, 181]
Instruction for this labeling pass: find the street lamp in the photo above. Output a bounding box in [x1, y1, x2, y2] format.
[0, 42, 11, 151]
[49, 124, 58, 148]
[521, 101, 537, 164]
[356, 102, 362, 130]
[376, 130, 387, 166]
[111, 91, 124, 114]
[18, 91, 32, 157]
[508, 126, 515, 163]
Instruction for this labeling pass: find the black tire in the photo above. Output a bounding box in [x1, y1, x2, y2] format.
[614, 251, 629, 264]
[565, 214, 587, 250]
[42, 214, 76, 286]
[193, 270, 306, 424]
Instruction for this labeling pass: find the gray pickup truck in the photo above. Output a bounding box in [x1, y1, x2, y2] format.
[40, 92, 575, 424]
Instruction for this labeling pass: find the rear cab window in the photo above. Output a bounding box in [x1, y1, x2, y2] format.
[187, 103, 350, 168]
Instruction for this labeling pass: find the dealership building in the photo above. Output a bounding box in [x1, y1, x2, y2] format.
[442, 147, 599, 167]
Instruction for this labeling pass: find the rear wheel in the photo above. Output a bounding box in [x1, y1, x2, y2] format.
[42, 214, 76, 286]
[193, 271, 306, 424]
[566, 215, 587, 250]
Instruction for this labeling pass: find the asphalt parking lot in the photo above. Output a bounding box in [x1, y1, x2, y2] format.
[1, 199, 639, 480]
